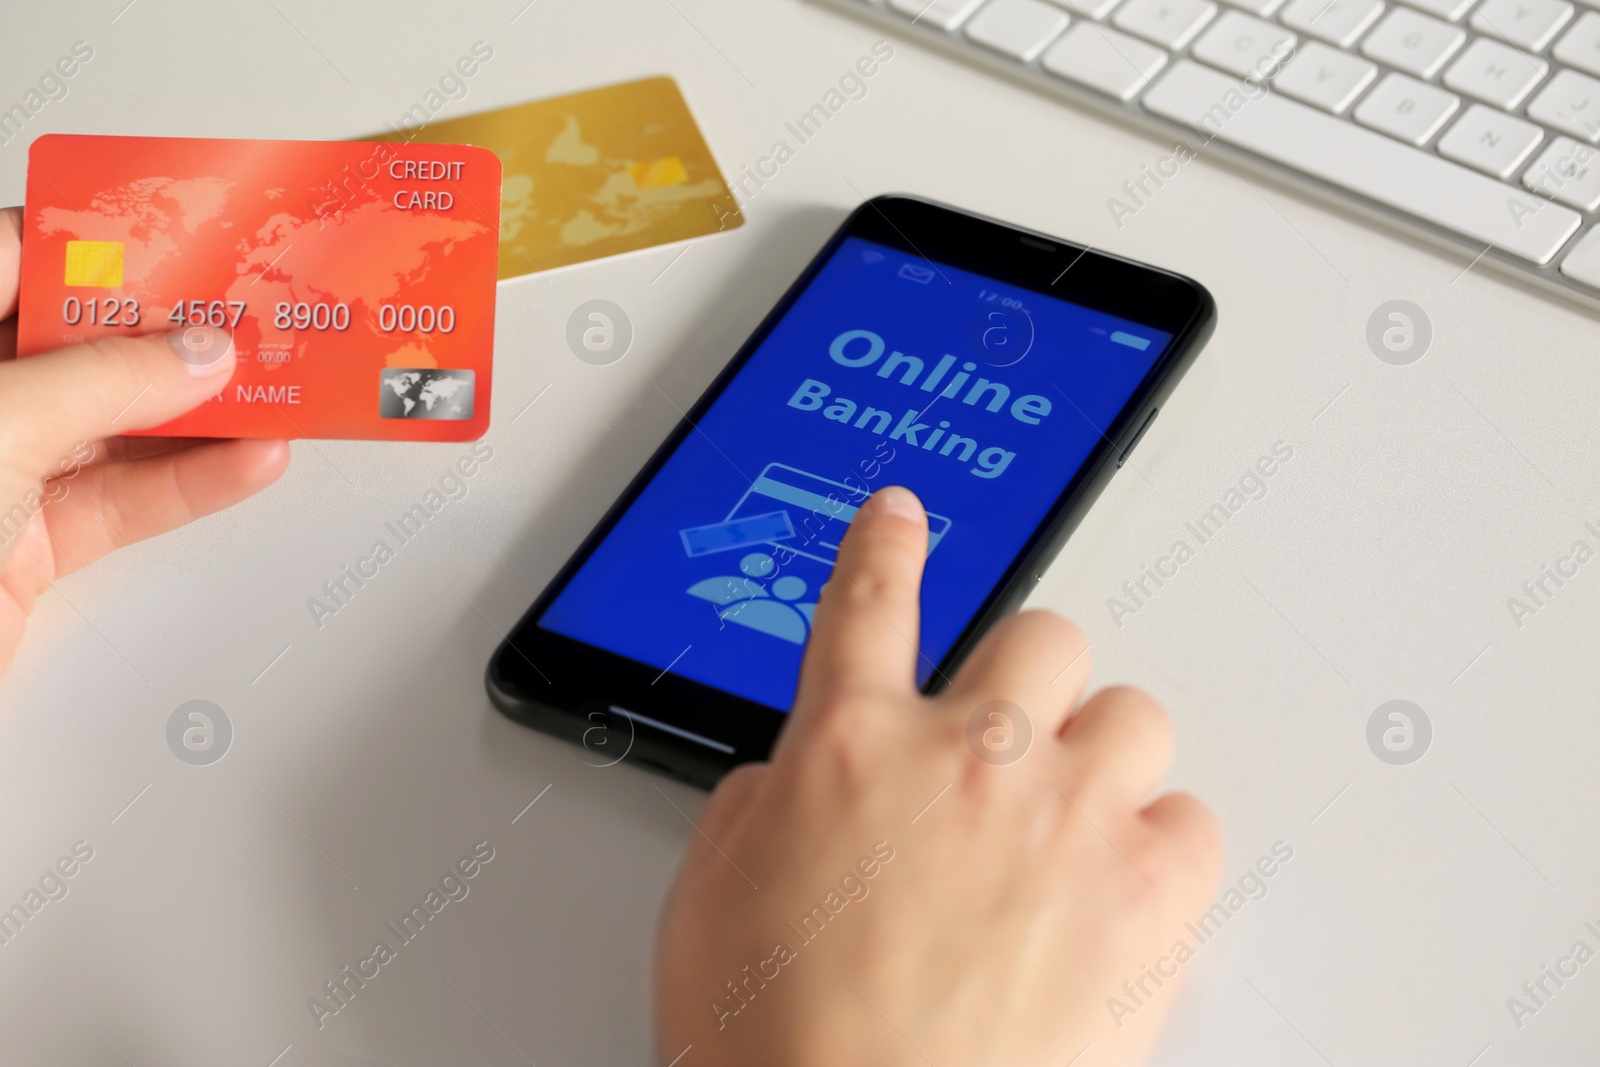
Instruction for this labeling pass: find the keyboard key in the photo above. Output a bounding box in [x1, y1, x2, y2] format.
[1522, 136, 1600, 209]
[1354, 72, 1460, 143]
[1436, 104, 1544, 176]
[1470, 0, 1573, 50]
[1361, 7, 1467, 77]
[1401, 0, 1476, 21]
[1191, 10, 1297, 77]
[1526, 69, 1600, 141]
[1279, 0, 1384, 46]
[1441, 38, 1548, 108]
[1046, 0, 1124, 18]
[1042, 22, 1168, 99]
[1140, 60, 1582, 261]
[1560, 226, 1600, 287]
[1113, 0, 1219, 49]
[964, 0, 1071, 59]
[1220, 0, 1286, 18]
[888, 0, 989, 28]
[1274, 40, 1379, 111]
[1553, 11, 1600, 76]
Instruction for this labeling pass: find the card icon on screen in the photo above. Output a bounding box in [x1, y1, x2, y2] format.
[681, 463, 951, 645]
[379, 368, 475, 420]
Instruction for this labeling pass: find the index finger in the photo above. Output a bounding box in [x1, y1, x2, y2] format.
[793, 485, 930, 710]
[0, 206, 21, 323]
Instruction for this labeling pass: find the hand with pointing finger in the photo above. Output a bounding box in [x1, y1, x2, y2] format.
[0, 206, 289, 676]
[656, 485, 1222, 1067]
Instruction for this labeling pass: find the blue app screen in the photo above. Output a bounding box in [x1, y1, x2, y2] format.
[538, 237, 1171, 711]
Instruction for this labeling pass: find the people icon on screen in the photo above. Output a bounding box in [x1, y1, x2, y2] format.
[686, 551, 818, 644]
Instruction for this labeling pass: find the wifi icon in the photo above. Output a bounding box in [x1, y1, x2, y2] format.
[861, 249, 885, 265]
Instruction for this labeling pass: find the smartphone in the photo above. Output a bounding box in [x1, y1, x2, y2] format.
[487, 195, 1215, 787]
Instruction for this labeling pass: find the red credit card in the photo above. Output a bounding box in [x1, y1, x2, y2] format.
[17, 133, 501, 441]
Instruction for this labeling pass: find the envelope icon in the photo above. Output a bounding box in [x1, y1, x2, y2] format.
[897, 262, 935, 284]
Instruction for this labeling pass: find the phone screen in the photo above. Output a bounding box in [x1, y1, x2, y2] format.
[535, 236, 1172, 712]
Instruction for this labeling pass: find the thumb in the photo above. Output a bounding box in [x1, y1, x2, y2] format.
[0, 326, 235, 475]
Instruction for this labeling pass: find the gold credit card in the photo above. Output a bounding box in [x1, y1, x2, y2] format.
[376, 76, 743, 279]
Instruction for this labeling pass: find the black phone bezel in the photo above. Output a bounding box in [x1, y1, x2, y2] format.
[487, 194, 1216, 787]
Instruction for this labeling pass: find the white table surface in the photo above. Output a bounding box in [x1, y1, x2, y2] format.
[2, 1, 1597, 1064]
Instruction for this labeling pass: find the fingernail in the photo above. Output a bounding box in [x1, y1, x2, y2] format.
[869, 485, 925, 522]
[167, 326, 233, 375]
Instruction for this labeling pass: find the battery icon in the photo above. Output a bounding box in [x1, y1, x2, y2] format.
[1110, 331, 1150, 351]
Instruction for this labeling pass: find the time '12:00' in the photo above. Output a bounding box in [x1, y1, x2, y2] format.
[60, 298, 457, 335]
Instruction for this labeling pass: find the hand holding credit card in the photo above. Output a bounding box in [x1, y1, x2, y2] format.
[16, 134, 501, 441]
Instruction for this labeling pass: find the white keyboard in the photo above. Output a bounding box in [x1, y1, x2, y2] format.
[816, 0, 1600, 308]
